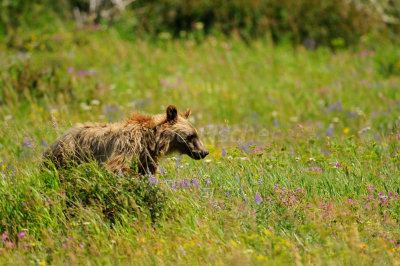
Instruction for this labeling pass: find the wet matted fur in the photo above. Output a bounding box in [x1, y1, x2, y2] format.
[43, 105, 209, 176]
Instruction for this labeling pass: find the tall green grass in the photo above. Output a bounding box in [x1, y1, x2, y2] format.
[0, 27, 400, 264]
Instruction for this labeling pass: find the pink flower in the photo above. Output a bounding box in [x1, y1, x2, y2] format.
[62, 242, 67, 247]
[348, 199, 354, 204]
[2, 233, 7, 240]
[67, 67, 75, 74]
[306, 205, 312, 208]
[17, 232, 26, 238]
[335, 162, 341, 167]
[378, 172, 381, 176]
[365, 203, 370, 208]
[368, 186, 374, 191]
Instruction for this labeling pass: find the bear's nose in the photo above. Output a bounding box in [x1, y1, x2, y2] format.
[203, 150, 209, 157]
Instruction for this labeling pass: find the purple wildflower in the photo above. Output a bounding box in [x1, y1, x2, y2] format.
[192, 179, 199, 187]
[255, 193, 262, 205]
[18, 232, 26, 238]
[41, 139, 48, 147]
[222, 148, 226, 158]
[326, 127, 334, 137]
[226, 191, 231, 198]
[159, 167, 167, 176]
[205, 179, 211, 185]
[149, 175, 157, 185]
[23, 136, 32, 148]
[2, 233, 7, 240]
[368, 186, 374, 191]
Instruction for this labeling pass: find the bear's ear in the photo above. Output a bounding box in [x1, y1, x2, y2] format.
[166, 105, 178, 122]
[184, 108, 191, 119]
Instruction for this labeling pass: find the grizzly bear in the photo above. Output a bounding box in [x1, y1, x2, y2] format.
[43, 105, 209, 176]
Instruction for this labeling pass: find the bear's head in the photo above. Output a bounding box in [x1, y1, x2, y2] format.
[160, 105, 209, 160]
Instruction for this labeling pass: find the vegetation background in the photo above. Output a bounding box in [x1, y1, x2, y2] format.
[1, 0, 400, 264]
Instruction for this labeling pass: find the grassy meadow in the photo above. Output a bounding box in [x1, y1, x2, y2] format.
[1, 24, 400, 265]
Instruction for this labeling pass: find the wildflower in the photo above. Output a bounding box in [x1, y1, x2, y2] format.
[143, 227, 147, 231]
[369, 186, 374, 191]
[274, 184, 279, 189]
[62, 243, 67, 247]
[149, 175, 157, 185]
[222, 148, 226, 158]
[306, 205, 312, 208]
[258, 179, 263, 186]
[326, 126, 334, 137]
[2, 233, 7, 240]
[226, 191, 231, 198]
[205, 179, 211, 185]
[180, 247, 186, 255]
[335, 162, 341, 167]
[23, 136, 32, 148]
[18, 232, 26, 238]
[159, 167, 167, 176]
[348, 199, 354, 204]
[378, 172, 381, 176]
[41, 139, 48, 147]
[365, 203, 371, 208]
[255, 193, 262, 205]
[191, 179, 199, 187]
[343, 127, 350, 134]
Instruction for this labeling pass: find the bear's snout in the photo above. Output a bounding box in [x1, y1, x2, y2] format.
[200, 150, 209, 158]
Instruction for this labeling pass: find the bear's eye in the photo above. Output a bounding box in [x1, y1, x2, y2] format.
[187, 134, 196, 140]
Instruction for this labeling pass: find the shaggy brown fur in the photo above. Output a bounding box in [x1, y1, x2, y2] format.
[43, 105, 209, 176]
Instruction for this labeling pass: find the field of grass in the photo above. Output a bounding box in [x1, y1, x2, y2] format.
[1, 25, 400, 265]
